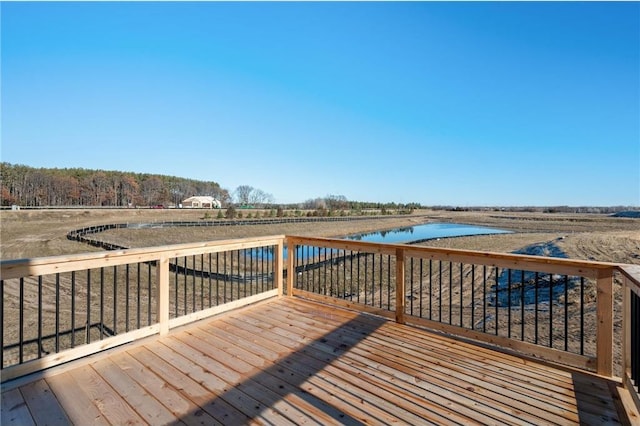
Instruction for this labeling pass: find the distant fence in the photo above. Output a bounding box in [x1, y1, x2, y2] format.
[66, 216, 416, 251]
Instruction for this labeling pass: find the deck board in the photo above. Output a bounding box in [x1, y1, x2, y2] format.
[1, 297, 633, 425]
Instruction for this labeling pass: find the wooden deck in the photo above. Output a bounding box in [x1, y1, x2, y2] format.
[1, 297, 633, 425]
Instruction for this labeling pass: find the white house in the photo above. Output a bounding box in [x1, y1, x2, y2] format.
[181, 196, 222, 209]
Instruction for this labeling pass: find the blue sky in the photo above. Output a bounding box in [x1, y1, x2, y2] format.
[2, 2, 639, 206]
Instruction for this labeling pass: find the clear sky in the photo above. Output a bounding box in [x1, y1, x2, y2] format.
[2, 1, 639, 206]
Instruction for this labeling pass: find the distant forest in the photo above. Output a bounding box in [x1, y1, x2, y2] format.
[0, 163, 229, 207]
[0, 163, 635, 214]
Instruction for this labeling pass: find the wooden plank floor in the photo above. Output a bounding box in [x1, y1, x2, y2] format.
[1, 297, 634, 425]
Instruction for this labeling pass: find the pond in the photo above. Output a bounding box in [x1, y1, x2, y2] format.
[341, 222, 511, 244]
[255, 223, 510, 260]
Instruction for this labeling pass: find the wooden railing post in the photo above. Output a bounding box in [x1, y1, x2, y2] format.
[596, 268, 614, 377]
[157, 255, 170, 336]
[623, 276, 631, 383]
[275, 240, 284, 297]
[286, 240, 295, 297]
[395, 248, 405, 324]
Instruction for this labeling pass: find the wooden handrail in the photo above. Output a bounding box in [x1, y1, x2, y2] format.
[2, 234, 637, 387]
[1, 235, 287, 382]
[285, 236, 626, 376]
[0, 235, 286, 280]
[287, 236, 616, 279]
[619, 264, 640, 411]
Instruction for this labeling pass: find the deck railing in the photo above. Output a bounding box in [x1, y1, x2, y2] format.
[621, 265, 640, 409]
[1, 234, 639, 411]
[287, 237, 626, 375]
[0, 236, 283, 382]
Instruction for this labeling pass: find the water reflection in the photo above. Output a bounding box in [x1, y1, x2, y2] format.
[253, 223, 510, 261]
[343, 223, 509, 244]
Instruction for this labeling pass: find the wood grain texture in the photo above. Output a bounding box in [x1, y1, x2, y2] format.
[2, 297, 633, 425]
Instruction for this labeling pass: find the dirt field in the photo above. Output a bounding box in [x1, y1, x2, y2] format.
[2, 208, 638, 265]
[1, 208, 639, 373]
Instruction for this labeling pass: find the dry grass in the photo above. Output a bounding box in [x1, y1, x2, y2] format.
[2, 208, 638, 372]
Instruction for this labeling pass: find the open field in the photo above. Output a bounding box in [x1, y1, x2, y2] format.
[1, 208, 639, 373]
[1, 208, 639, 264]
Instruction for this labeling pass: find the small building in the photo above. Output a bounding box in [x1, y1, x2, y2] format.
[181, 196, 222, 209]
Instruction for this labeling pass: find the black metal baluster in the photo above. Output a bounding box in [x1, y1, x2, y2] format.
[364, 252, 368, 304]
[429, 260, 433, 321]
[223, 252, 228, 303]
[257, 248, 262, 294]
[173, 260, 178, 317]
[100, 268, 104, 340]
[55, 274, 60, 353]
[332, 248, 337, 297]
[126, 264, 130, 332]
[208, 253, 213, 304]
[356, 251, 361, 303]
[269, 245, 274, 291]
[183, 257, 188, 314]
[580, 277, 585, 355]
[71, 272, 76, 347]
[549, 274, 554, 348]
[351, 250, 355, 300]
[564, 275, 569, 351]
[342, 249, 347, 299]
[419, 260, 424, 318]
[242, 248, 253, 297]
[147, 263, 152, 325]
[312, 246, 317, 294]
[387, 254, 391, 310]
[459, 263, 463, 327]
[87, 270, 91, 344]
[136, 264, 141, 329]
[521, 270, 525, 341]
[236, 250, 241, 300]
[449, 262, 453, 325]
[482, 265, 487, 333]
[494, 267, 499, 336]
[298, 246, 309, 291]
[19, 278, 24, 363]
[367, 252, 372, 303]
[534, 272, 539, 345]
[306, 246, 311, 292]
[215, 253, 220, 306]
[507, 269, 512, 338]
[38, 276, 43, 358]
[113, 266, 117, 335]
[410, 258, 414, 315]
[471, 265, 475, 330]
[379, 254, 383, 309]
[438, 261, 442, 322]
[201, 254, 205, 309]
[192, 255, 197, 310]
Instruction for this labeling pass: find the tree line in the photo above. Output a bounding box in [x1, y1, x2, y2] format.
[0, 163, 229, 207]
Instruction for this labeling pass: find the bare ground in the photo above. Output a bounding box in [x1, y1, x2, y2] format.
[2, 208, 639, 264]
[1, 208, 638, 373]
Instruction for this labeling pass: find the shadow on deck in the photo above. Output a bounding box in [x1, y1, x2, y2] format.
[2, 297, 635, 425]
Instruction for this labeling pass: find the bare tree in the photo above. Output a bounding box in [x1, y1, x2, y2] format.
[234, 185, 254, 206]
[249, 189, 274, 208]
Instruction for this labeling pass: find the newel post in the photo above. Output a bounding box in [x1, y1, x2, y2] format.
[596, 268, 614, 377]
[623, 276, 631, 383]
[157, 255, 170, 336]
[275, 239, 285, 297]
[285, 240, 295, 297]
[395, 248, 406, 324]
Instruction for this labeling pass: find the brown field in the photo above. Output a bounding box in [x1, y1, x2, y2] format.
[1, 208, 638, 372]
[1, 208, 639, 264]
